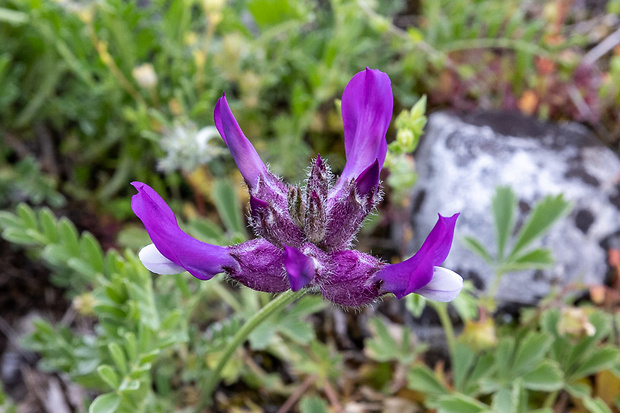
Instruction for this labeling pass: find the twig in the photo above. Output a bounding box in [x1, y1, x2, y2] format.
[0, 315, 37, 363]
[567, 85, 594, 121]
[583, 26, 620, 65]
[276, 374, 317, 413]
[323, 379, 343, 412]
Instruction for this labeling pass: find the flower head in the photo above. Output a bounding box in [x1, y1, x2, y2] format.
[132, 68, 463, 306]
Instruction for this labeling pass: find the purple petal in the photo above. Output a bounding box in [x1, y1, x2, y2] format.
[131, 182, 238, 280]
[375, 213, 459, 299]
[283, 245, 316, 291]
[214, 94, 267, 187]
[338, 68, 393, 186]
[414, 267, 463, 302]
[249, 193, 269, 215]
[355, 158, 380, 197]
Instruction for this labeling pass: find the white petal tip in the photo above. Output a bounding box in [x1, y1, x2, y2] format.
[139, 244, 185, 274]
[414, 267, 463, 302]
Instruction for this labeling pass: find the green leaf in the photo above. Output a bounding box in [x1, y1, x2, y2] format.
[67, 258, 98, 280]
[124, 333, 138, 363]
[451, 281, 479, 322]
[583, 396, 613, 413]
[139, 350, 160, 365]
[80, 233, 104, 272]
[566, 382, 591, 399]
[492, 186, 517, 260]
[540, 308, 560, 336]
[2, 228, 41, 245]
[405, 293, 427, 317]
[572, 346, 619, 380]
[522, 360, 563, 391]
[512, 332, 552, 374]
[509, 194, 571, 258]
[88, 393, 120, 413]
[0, 211, 20, 230]
[453, 344, 476, 392]
[0, 7, 28, 25]
[58, 218, 80, 255]
[39, 208, 58, 243]
[299, 395, 329, 413]
[188, 217, 225, 243]
[502, 248, 554, 272]
[16, 204, 37, 230]
[495, 337, 516, 378]
[97, 365, 120, 390]
[407, 365, 449, 395]
[468, 352, 496, 391]
[119, 379, 140, 392]
[437, 394, 488, 413]
[462, 236, 494, 264]
[125, 279, 160, 330]
[491, 387, 514, 413]
[365, 317, 402, 363]
[212, 179, 245, 234]
[108, 343, 127, 375]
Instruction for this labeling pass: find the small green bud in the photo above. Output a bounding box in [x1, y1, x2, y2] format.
[73, 293, 97, 316]
[410, 95, 427, 119]
[397, 129, 415, 149]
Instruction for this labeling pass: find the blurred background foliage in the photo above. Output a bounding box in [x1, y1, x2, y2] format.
[2, 0, 620, 215]
[1, 0, 620, 411]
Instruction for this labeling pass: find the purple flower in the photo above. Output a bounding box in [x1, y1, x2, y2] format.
[132, 68, 463, 306]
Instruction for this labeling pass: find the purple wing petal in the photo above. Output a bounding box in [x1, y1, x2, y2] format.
[283, 245, 316, 291]
[337, 68, 393, 186]
[131, 182, 238, 280]
[375, 213, 459, 299]
[214, 94, 267, 188]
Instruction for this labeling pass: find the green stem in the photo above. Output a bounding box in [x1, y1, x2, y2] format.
[441, 38, 553, 59]
[483, 268, 505, 311]
[543, 390, 559, 408]
[430, 301, 456, 360]
[197, 289, 307, 410]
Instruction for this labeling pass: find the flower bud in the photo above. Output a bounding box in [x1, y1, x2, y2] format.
[461, 318, 498, 351]
[558, 307, 596, 339]
[73, 293, 96, 316]
[287, 186, 306, 228]
[305, 191, 327, 244]
[132, 63, 158, 89]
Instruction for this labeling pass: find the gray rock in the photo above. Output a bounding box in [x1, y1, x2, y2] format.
[410, 111, 620, 304]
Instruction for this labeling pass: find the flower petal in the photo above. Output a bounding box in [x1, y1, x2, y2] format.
[131, 182, 238, 280]
[138, 243, 185, 274]
[414, 267, 463, 302]
[355, 158, 380, 197]
[375, 213, 459, 299]
[338, 68, 393, 185]
[214, 94, 267, 187]
[283, 245, 316, 291]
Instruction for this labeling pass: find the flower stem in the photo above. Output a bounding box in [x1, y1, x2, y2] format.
[429, 301, 456, 360]
[198, 289, 307, 410]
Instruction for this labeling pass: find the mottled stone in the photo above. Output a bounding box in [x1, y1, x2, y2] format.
[410, 111, 620, 304]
